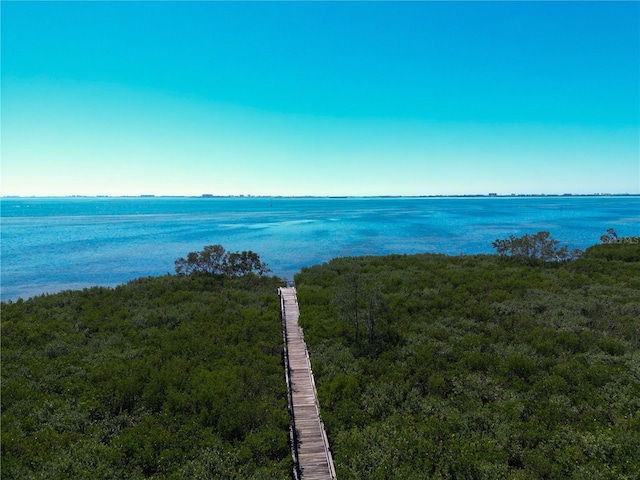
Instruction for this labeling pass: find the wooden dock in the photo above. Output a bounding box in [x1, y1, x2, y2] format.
[279, 287, 336, 480]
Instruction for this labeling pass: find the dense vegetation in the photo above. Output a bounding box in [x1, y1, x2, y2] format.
[2, 273, 290, 479]
[295, 242, 640, 479]
[3, 238, 639, 479]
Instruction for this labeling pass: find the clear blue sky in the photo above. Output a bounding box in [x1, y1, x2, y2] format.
[2, 1, 639, 196]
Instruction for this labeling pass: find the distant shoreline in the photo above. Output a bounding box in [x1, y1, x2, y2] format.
[3, 193, 640, 200]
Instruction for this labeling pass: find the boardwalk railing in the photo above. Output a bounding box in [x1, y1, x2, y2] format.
[279, 287, 337, 480]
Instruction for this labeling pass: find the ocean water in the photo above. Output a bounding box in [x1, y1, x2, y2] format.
[1, 196, 638, 301]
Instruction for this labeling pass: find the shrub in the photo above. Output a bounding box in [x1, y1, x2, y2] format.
[492, 231, 582, 263]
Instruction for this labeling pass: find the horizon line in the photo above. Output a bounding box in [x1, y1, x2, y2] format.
[3, 193, 640, 199]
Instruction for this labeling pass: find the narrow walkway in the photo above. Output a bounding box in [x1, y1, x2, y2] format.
[279, 287, 336, 480]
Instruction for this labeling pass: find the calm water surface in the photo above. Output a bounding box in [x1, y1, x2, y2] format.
[1, 196, 638, 301]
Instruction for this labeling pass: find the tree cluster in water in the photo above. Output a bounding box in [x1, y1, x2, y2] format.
[174, 244, 270, 277]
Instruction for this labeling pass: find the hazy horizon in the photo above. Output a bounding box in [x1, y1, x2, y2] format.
[2, 2, 639, 197]
[3, 192, 640, 200]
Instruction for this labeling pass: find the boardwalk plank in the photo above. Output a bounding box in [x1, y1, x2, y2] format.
[280, 287, 336, 480]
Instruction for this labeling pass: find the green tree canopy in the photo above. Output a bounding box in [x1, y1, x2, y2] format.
[1, 274, 289, 478]
[492, 231, 582, 263]
[174, 245, 270, 277]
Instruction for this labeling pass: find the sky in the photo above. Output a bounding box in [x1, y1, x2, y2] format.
[2, 1, 639, 197]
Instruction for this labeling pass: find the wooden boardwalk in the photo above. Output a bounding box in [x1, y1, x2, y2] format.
[279, 287, 336, 480]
